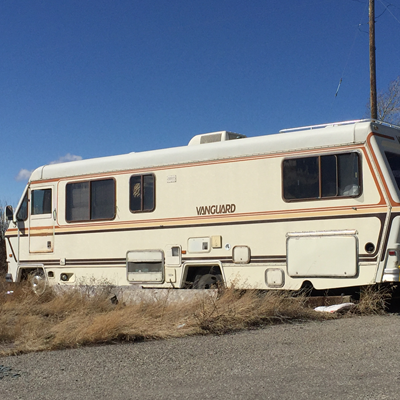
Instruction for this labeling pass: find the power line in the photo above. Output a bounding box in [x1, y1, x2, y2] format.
[377, 0, 400, 25]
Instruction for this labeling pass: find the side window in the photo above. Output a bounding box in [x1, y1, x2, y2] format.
[337, 153, 360, 196]
[130, 174, 155, 213]
[384, 152, 400, 190]
[91, 179, 115, 220]
[282, 157, 319, 200]
[66, 179, 115, 222]
[283, 153, 360, 201]
[16, 192, 28, 221]
[31, 189, 52, 215]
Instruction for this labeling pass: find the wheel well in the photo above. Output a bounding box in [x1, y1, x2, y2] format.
[184, 265, 222, 288]
[300, 280, 314, 290]
[19, 267, 45, 282]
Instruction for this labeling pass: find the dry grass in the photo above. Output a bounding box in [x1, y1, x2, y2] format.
[352, 285, 392, 315]
[0, 279, 391, 356]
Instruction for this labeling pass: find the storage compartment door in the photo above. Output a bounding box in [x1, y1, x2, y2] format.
[287, 231, 358, 278]
[127, 250, 164, 283]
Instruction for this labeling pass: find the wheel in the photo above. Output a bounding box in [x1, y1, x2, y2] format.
[29, 270, 47, 295]
[193, 274, 223, 289]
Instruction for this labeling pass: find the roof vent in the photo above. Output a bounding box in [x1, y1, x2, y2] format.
[188, 131, 246, 146]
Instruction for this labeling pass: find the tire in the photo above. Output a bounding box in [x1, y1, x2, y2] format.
[29, 269, 47, 296]
[193, 274, 223, 289]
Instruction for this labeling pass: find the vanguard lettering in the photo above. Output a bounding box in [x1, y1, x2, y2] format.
[196, 204, 236, 215]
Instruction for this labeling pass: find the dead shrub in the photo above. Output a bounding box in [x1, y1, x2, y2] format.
[354, 285, 391, 315]
[0, 281, 385, 356]
[192, 288, 331, 334]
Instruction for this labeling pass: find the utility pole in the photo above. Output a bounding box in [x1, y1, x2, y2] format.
[369, 0, 377, 119]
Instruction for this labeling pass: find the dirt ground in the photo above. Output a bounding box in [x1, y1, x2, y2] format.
[0, 314, 399, 400]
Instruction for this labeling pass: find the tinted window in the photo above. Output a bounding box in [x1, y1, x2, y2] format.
[321, 155, 337, 197]
[66, 182, 90, 221]
[130, 174, 155, 212]
[31, 189, 52, 215]
[91, 179, 115, 220]
[66, 179, 115, 222]
[337, 153, 360, 196]
[283, 157, 319, 200]
[16, 192, 28, 221]
[385, 152, 400, 190]
[283, 153, 360, 201]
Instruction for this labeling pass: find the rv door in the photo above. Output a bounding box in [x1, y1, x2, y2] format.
[28, 185, 57, 253]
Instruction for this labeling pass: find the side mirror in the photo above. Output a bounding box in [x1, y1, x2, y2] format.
[6, 205, 13, 221]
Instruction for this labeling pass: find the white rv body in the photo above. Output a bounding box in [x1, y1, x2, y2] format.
[5, 120, 400, 291]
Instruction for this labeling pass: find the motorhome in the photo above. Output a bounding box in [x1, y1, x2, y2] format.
[5, 119, 400, 293]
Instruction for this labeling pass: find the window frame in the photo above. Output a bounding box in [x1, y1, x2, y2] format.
[31, 188, 52, 216]
[65, 178, 116, 223]
[282, 151, 362, 202]
[129, 173, 156, 214]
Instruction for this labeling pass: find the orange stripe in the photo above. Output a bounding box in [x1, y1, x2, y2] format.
[12, 205, 386, 236]
[31, 144, 367, 185]
[366, 132, 397, 206]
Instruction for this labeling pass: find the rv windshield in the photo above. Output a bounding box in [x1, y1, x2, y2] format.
[16, 192, 28, 221]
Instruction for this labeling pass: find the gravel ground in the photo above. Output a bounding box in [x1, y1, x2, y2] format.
[0, 314, 400, 400]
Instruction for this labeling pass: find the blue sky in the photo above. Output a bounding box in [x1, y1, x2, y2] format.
[1, 0, 400, 204]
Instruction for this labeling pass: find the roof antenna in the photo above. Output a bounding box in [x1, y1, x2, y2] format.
[335, 78, 342, 97]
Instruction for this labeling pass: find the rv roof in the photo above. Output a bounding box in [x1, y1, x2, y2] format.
[279, 119, 400, 133]
[29, 119, 399, 183]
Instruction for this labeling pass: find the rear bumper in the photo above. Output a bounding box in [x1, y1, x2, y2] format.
[382, 268, 400, 282]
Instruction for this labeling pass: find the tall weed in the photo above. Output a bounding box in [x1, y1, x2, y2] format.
[0, 279, 392, 356]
